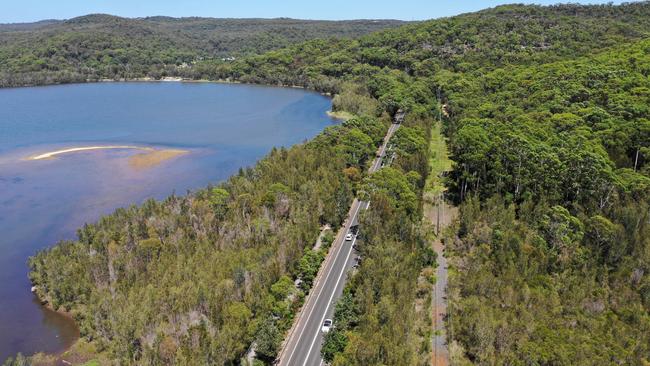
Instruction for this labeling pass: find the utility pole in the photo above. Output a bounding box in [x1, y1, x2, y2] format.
[437, 86, 442, 122]
[436, 192, 441, 236]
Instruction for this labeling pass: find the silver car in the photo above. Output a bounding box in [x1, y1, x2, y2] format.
[321, 319, 333, 333]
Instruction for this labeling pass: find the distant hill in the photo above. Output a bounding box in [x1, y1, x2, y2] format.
[0, 19, 62, 32]
[0, 14, 405, 41]
[0, 15, 406, 87]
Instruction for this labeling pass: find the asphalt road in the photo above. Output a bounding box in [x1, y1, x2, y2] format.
[277, 121, 399, 366]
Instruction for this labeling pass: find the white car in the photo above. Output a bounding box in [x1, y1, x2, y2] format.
[345, 233, 354, 241]
[321, 319, 333, 333]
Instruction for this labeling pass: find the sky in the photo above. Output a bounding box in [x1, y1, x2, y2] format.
[0, 0, 637, 23]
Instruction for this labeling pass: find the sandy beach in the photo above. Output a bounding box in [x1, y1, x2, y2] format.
[27, 146, 189, 169]
[28, 146, 153, 160]
[128, 149, 188, 169]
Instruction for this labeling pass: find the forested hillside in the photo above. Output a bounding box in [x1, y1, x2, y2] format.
[15, 2, 650, 365]
[0, 15, 404, 87]
[198, 2, 650, 85]
[440, 37, 650, 365]
[206, 4, 650, 364]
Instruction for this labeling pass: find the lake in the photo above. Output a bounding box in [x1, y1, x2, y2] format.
[0, 82, 338, 361]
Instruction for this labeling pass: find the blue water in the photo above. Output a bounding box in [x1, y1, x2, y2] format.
[0, 82, 337, 361]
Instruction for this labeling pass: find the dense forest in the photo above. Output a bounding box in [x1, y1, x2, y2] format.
[7, 2, 650, 365]
[440, 38, 650, 365]
[0, 15, 404, 87]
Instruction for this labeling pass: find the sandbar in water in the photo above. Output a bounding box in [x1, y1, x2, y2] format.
[28, 146, 153, 160]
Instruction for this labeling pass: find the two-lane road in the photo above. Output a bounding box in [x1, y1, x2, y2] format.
[281, 199, 363, 366]
[371, 122, 399, 172]
[277, 120, 399, 366]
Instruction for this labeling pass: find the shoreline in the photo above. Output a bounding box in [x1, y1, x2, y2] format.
[28, 290, 102, 366]
[112, 78, 332, 95]
[11, 80, 338, 363]
[1, 77, 334, 97]
[326, 110, 354, 121]
[30, 287, 81, 356]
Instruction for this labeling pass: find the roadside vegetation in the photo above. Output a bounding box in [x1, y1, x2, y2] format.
[320, 111, 437, 365]
[424, 121, 451, 197]
[7, 2, 650, 365]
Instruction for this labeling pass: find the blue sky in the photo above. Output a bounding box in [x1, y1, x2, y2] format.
[1, 0, 637, 23]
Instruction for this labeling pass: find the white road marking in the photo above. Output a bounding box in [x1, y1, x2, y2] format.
[302, 234, 357, 366]
[304, 125, 393, 365]
[282, 201, 362, 366]
[282, 123, 398, 365]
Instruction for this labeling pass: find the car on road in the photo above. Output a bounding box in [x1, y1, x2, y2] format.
[322, 319, 333, 333]
[345, 233, 353, 241]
